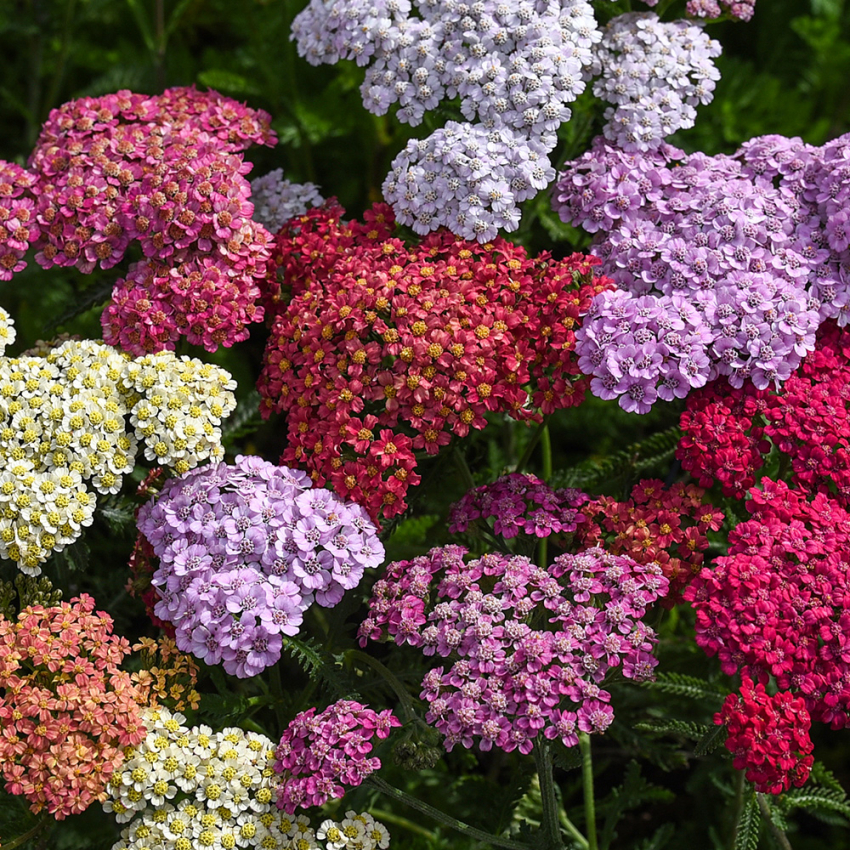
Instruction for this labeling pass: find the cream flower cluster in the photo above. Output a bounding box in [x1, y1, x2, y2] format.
[0, 315, 236, 573]
[105, 708, 390, 850]
[0, 307, 16, 355]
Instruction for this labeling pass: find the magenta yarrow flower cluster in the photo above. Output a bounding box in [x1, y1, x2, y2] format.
[273, 700, 401, 812]
[0, 162, 38, 280]
[447, 472, 589, 539]
[686, 478, 850, 729]
[20, 86, 276, 355]
[136, 456, 384, 678]
[361, 545, 667, 754]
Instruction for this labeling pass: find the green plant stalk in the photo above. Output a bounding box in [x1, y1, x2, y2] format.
[534, 740, 568, 850]
[578, 733, 598, 850]
[346, 649, 419, 725]
[756, 794, 794, 850]
[368, 808, 438, 841]
[560, 811, 590, 850]
[453, 446, 477, 492]
[729, 769, 746, 849]
[537, 423, 553, 569]
[2, 815, 50, 850]
[268, 662, 289, 729]
[515, 415, 552, 474]
[367, 775, 532, 850]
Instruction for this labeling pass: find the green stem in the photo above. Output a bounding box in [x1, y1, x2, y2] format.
[534, 740, 568, 850]
[2, 815, 50, 850]
[537, 423, 553, 569]
[756, 794, 793, 850]
[578, 734, 598, 850]
[453, 446, 476, 493]
[515, 416, 552, 475]
[268, 662, 289, 730]
[560, 811, 590, 850]
[346, 649, 419, 725]
[368, 808, 438, 841]
[729, 769, 746, 850]
[367, 775, 532, 850]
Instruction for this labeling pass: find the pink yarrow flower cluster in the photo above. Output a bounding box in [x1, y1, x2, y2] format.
[23, 86, 276, 354]
[360, 545, 667, 754]
[0, 162, 38, 280]
[686, 479, 850, 729]
[715, 677, 814, 794]
[448, 473, 589, 540]
[273, 699, 400, 812]
[0, 595, 146, 819]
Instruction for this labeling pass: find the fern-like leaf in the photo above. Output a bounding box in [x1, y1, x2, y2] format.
[694, 723, 727, 756]
[781, 787, 850, 821]
[281, 635, 359, 700]
[635, 719, 710, 741]
[647, 672, 728, 703]
[734, 791, 760, 850]
[222, 389, 264, 447]
[44, 279, 115, 333]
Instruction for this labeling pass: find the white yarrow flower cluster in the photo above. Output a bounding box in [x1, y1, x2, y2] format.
[106, 708, 390, 850]
[251, 169, 325, 234]
[0, 314, 237, 573]
[592, 12, 721, 151]
[0, 307, 16, 355]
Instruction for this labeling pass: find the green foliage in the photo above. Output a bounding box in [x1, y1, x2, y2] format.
[646, 672, 729, 703]
[733, 791, 760, 850]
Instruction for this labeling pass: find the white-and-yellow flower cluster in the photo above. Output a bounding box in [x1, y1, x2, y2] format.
[105, 708, 390, 850]
[0, 314, 236, 574]
[0, 307, 16, 355]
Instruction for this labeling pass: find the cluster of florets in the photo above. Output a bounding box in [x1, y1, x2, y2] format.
[577, 479, 724, 600]
[554, 134, 845, 408]
[0, 162, 39, 280]
[105, 706, 297, 850]
[17, 86, 276, 354]
[592, 13, 721, 151]
[448, 472, 589, 540]
[678, 321, 850, 504]
[0, 595, 146, 819]
[258, 202, 611, 522]
[250, 168, 324, 235]
[130, 637, 201, 714]
[383, 121, 555, 241]
[273, 700, 401, 812]
[685, 0, 756, 21]
[360, 545, 667, 754]
[0, 318, 236, 572]
[136, 456, 383, 678]
[686, 479, 850, 729]
[316, 812, 391, 850]
[715, 677, 814, 794]
[292, 0, 598, 238]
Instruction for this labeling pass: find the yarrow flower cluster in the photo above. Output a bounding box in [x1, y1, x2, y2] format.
[106, 706, 301, 850]
[578, 478, 723, 600]
[273, 700, 401, 812]
[136, 456, 384, 678]
[0, 595, 146, 819]
[258, 202, 611, 522]
[592, 13, 721, 151]
[360, 545, 667, 754]
[678, 321, 850, 504]
[686, 479, 850, 729]
[553, 132, 850, 407]
[16, 86, 277, 354]
[685, 0, 756, 21]
[0, 162, 38, 280]
[715, 677, 814, 794]
[0, 316, 236, 572]
[130, 637, 201, 714]
[292, 0, 598, 238]
[250, 168, 324, 234]
[448, 472, 588, 540]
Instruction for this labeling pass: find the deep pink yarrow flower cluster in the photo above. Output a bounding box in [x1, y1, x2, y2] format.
[448, 473, 589, 540]
[273, 699, 400, 812]
[0, 162, 38, 280]
[19, 86, 276, 354]
[360, 545, 667, 754]
[715, 677, 814, 794]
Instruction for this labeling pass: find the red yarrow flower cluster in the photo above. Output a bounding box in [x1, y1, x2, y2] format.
[0, 162, 39, 281]
[0, 595, 146, 819]
[686, 478, 850, 729]
[716, 677, 814, 794]
[577, 479, 724, 601]
[273, 699, 400, 812]
[258, 201, 613, 522]
[678, 321, 850, 506]
[22, 86, 275, 354]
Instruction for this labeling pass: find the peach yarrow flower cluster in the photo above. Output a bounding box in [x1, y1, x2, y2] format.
[0, 594, 145, 819]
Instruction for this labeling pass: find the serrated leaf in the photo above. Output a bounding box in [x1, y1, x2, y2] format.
[637, 823, 675, 850]
[222, 389, 264, 447]
[695, 723, 727, 756]
[647, 672, 728, 703]
[734, 791, 760, 850]
[635, 719, 710, 741]
[44, 279, 115, 333]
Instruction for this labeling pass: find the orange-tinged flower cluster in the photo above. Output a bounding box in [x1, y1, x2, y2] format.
[0, 594, 146, 819]
[130, 636, 200, 712]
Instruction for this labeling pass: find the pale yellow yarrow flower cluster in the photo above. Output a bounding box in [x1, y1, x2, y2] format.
[0, 313, 236, 574]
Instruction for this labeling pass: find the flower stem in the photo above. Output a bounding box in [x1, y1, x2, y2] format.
[515, 416, 552, 474]
[578, 733, 599, 850]
[2, 815, 50, 850]
[537, 423, 553, 570]
[453, 446, 477, 492]
[757, 793, 794, 850]
[533, 740, 568, 850]
[729, 769, 746, 848]
[346, 649, 420, 725]
[367, 775, 532, 850]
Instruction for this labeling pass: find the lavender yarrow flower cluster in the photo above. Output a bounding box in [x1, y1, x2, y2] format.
[250, 168, 324, 234]
[554, 138, 834, 408]
[448, 472, 588, 539]
[593, 13, 721, 151]
[360, 546, 667, 754]
[383, 121, 554, 240]
[137, 455, 384, 678]
[685, 0, 756, 21]
[274, 700, 401, 813]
